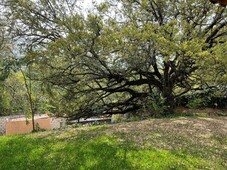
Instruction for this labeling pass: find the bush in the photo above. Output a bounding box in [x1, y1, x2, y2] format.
[187, 98, 207, 109]
[176, 92, 227, 109]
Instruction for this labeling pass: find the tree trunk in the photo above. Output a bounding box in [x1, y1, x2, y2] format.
[29, 95, 35, 132]
[162, 88, 175, 116]
[20, 67, 36, 132]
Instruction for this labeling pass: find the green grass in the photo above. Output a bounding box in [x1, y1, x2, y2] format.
[0, 117, 226, 170]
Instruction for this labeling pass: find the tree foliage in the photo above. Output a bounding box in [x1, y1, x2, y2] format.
[2, 0, 227, 118]
[0, 18, 14, 81]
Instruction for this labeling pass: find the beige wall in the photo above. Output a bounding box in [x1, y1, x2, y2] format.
[6, 118, 51, 135]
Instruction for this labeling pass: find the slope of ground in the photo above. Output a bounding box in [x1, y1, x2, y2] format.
[0, 116, 226, 170]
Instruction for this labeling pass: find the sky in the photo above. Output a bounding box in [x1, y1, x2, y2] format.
[78, 0, 104, 11]
[80, 0, 93, 8]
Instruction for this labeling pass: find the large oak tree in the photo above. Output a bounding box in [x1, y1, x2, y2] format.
[4, 0, 227, 118]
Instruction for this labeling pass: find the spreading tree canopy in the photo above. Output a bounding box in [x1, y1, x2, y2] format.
[3, 0, 227, 118]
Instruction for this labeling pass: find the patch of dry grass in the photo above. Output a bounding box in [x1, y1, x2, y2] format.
[101, 117, 227, 167]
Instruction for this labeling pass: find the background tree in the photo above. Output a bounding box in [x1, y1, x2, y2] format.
[0, 72, 27, 115]
[0, 17, 14, 81]
[0, 13, 16, 115]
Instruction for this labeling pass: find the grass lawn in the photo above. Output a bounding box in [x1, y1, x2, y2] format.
[0, 116, 226, 170]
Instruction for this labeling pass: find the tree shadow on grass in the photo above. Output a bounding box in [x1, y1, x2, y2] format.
[0, 131, 223, 170]
[0, 134, 134, 170]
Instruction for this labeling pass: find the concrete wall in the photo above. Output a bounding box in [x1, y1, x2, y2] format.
[0, 115, 25, 135]
[6, 118, 51, 135]
[0, 115, 66, 135]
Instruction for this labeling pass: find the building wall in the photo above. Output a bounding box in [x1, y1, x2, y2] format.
[0, 115, 25, 135]
[6, 118, 51, 135]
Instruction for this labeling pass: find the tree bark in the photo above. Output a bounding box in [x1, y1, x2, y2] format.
[162, 88, 175, 115]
